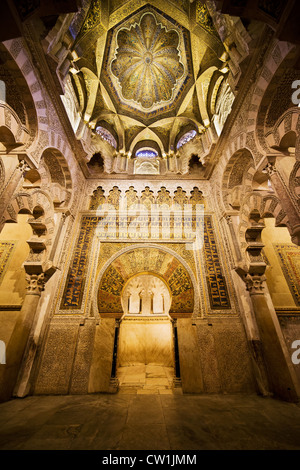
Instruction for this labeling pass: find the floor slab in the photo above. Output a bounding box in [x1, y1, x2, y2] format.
[1, 393, 300, 450]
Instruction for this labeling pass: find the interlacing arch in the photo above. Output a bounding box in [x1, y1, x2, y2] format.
[221, 148, 256, 211]
[289, 161, 300, 207]
[246, 41, 297, 157]
[238, 192, 289, 252]
[0, 41, 39, 148]
[264, 108, 300, 151]
[3, 190, 55, 253]
[0, 106, 31, 149]
[37, 147, 73, 208]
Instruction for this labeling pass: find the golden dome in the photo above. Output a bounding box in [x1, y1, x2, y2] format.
[111, 12, 185, 109]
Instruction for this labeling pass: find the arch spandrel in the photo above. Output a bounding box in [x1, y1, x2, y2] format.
[96, 246, 196, 318]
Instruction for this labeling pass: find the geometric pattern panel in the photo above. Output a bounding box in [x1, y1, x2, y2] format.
[203, 216, 231, 310]
[60, 216, 99, 309]
[274, 244, 300, 306]
[0, 241, 15, 285]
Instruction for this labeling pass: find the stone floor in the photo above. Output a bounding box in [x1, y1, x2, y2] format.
[117, 364, 179, 394]
[1, 393, 300, 450]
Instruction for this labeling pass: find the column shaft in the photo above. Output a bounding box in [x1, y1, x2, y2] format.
[246, 274, 300, 402]
[0, 274, 44, 401]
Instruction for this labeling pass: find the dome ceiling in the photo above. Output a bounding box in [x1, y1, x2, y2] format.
[61, 1, 243, 175]
[111, 13, 184, 109]
[101, 6, 193, 121]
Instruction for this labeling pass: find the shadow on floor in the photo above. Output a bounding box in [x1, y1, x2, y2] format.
[0, 393, 300, 450]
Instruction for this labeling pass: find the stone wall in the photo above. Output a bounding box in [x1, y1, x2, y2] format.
[34, 317, 116, 395]
[33, 313, 256, 395]
[195, 317, 256, 394]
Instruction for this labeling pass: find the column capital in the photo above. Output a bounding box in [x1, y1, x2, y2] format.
[61, 210, 71, 221]
[244, 273, 266, 295]
[17, 159, 31, 174]
[25, 273, 45, 295]
[262, 161, 277, 177]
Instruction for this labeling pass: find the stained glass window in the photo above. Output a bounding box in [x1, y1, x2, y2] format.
[177, 130, 196, 149]
[95, 126, 117, 149]
[136, 149, 158, 158]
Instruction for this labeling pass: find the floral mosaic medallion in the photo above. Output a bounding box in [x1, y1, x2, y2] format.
[111, 13, 184, 109]
[101, 5, 193, 122]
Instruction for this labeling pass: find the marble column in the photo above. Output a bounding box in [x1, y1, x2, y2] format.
[245, 273, 300, 402]
[0, 273, 45, 401]
[232, 271, 270, 396]
[141, 289, 151, 315]
[13, 273, 46, 397]
[264, 160, 300, 245]
[49, 211, 69, 262]
[125, 154, 131, 172]
[225, 214, 243, 262]
[168, 155, 174, 172]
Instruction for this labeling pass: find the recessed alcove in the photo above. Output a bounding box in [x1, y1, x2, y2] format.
[121, 273, 171, 316]
[117, 273, 175, 392]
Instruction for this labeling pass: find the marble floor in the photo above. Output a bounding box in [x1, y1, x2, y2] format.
[117, 363, 180, 394]
[1, 393, 300, 450]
